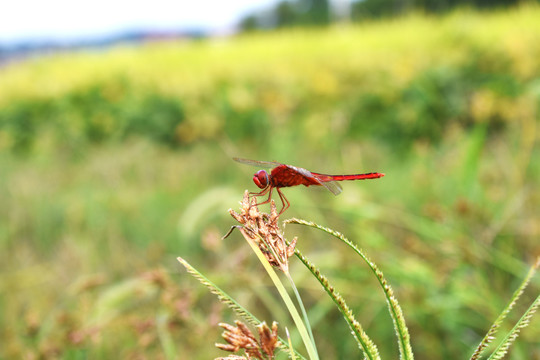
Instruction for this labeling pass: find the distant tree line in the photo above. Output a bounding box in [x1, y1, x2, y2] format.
[238, 0, 529, 30]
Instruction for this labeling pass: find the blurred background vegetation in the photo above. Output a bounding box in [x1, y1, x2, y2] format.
[0, 2, 539, 359]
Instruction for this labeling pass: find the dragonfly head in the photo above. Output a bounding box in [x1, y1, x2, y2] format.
[253, 170, 269, 189]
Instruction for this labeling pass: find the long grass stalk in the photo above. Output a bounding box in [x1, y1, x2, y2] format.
[470, 257, 539, 360]
[246, 216, 318, 353]
[487, 294, 540, 360]
[177, 256, 306, 360]
[285, 272, 318, 353]
[240, 228, 320, 360]
[294, 247, 381, 360]
[286, 218, 414, 360]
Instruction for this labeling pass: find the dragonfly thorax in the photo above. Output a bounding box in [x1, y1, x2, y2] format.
[253, 170, 270, 189]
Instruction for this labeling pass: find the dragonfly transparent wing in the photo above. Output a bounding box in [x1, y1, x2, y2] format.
[233, 157, 282, 169]
[317, 178, 343, 195]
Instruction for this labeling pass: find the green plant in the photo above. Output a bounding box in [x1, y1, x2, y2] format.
[180, 191, 538, 359]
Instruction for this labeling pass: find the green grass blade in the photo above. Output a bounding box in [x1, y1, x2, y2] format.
[294, 247, 381, 360]
[285, 272, 318, 355]
[470, 257, 539, 360]
[286, 327, 297, 360]
[239, 229, 320, 360]
[487, 294, 540, 360]
[286, 218, 414, 360]
[156, 312, 177, 360]
[177, 257, 307, 360]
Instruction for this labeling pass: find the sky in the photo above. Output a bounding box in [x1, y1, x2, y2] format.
[0, 0, 280, 44]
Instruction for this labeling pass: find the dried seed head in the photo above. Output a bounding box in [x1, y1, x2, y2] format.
[216, 321, 262, 359]
[215, 320, 281, 360]
[228, 191, 296, 272]
[236, 321, 258, 342]
[257, 322, 280, 358]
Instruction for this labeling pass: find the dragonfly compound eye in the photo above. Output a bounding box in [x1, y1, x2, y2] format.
[253, 170, 269, 189]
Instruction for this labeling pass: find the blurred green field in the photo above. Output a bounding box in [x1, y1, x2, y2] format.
[1, 6, 539, 359]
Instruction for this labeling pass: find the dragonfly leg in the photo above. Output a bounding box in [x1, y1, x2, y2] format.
[249, 186, 273, 207]
[248, 186, 288, 216]
[276, 188, 290, 215]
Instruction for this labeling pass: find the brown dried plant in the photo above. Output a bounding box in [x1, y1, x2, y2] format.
[215, 320, 280, 360]
[226, 190, 297, 272]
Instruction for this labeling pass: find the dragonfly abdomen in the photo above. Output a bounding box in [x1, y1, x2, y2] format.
[312, 172, 385, 182]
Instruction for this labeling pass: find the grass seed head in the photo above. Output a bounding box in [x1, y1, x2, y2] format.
[215, 320, 280, 360]
[228, 191, 296, 272]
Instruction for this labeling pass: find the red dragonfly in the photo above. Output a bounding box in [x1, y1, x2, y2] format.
[234, 157, 385, 215]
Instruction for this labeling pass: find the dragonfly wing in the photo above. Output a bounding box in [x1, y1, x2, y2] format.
[319, 179, 342, 195]
[310, 172, 343, 195]
[233, 157, 282, 169]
